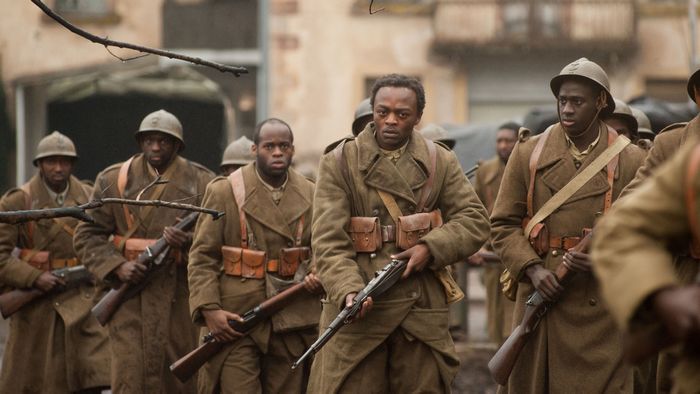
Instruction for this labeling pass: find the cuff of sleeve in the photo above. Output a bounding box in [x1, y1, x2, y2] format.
[192, 303, 222, 325]
[330, 282, 365, 312]
[93, 254, 127, 283]
[516, 258, 543, 282]
[16, 263, 44, 289]
[421, 230, 455, 269]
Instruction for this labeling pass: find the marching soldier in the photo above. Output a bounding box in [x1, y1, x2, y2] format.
[603, 98, 639, 143]
[188, 118, 322, 393]
[0, 131, 110, 393]
[631, 106, 655, 151]
[592, 140, 700, 394]
[470, 121, 519, 345]
[308, 74, 489, 392]
[73, 109, 214, 393]
[490, 58, 645, 393]
[220, 136, 255, 176]
[351, 98, 373, 137]
[419, 123, 456, 149]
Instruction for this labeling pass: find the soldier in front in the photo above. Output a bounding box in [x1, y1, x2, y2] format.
[0, 131, 110, 393]
[73, 109, 214, 393]
[308, 74, 489, 393]
[490, 58, 645, 393]
[188, 118, 322, 393]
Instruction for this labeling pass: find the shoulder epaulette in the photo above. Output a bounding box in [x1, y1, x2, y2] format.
[190, 160, 216, 175]
[658, 122, 688, 135]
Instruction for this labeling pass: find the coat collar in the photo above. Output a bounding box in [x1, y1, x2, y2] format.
[240, 164, 311, 241]
[128, 154, 195, 197]
[28, 174, 88, 209]
[355, 125, 431, 204]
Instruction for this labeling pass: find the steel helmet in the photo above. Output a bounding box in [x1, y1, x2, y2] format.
[419, 123, 456, 149]
[352, 98, 373, 136]
[687, 69, 700, 103]
[550, 58, 615, 115]
[136, 109, 185, 150]
[606, 98, 638, 135]
[33, 131, 78, 166]
[630, 106, 655, 140]
[221, 136, 255, 167]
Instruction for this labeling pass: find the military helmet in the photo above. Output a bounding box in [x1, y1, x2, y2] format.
[607, 98, 638, 135]
[550, 57, 615, 115]
[33, 131, 78, 166]
[135, 109, 185, 150]
[352, 98, 373, 136]
[630, 106, 655, 140]
[419, 123, 456, 149]
[687, 69, 700, 103]
[221, 136, 255, 167]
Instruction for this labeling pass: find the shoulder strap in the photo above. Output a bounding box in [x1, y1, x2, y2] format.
[19, 183, 34, 248]
[416, 137, 438, 213]
[118, 156, 135, 229]
[603, 127, 621, 213]
[228, 169, 250, 249]
[524, 132, 630, 237]
[527, 127, 553, 217]
[333, 140, 361, 217]
[685, 144, 700, 257]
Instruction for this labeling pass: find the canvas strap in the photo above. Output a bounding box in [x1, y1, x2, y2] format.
[524, 131, 630, 237]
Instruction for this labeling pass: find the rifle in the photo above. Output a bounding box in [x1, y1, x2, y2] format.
[291, 258, 408, 370]
[477, 250, 502, 265]
[91, 211, 200, 326]
[0, 265, 93, 318]
[169, 281, 314, 382]
[464, 164, 479, 179]
[487, 231, 592, 385]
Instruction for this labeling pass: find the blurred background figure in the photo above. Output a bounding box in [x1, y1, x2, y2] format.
[420, 123, 456, 149]
[603, 98, 639, 142]
[351, 98, 373, 136]
[631, 106, 655, 151]
[220, 135, 255, 176]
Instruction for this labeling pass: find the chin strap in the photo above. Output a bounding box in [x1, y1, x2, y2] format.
[558, 92, 606, 138]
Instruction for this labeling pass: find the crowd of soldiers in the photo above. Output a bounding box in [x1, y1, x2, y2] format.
[0, 58, 699, 394]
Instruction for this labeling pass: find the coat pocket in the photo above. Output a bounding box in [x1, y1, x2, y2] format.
[348, 217, 382, 252]
[396, 212, 432, 250]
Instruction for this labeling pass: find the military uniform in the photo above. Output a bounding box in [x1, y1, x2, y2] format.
[308, 125, 489, 393]
[592, 140, 700, 394]
[188, 163, 319, 393]
[472, 155, 514, 345]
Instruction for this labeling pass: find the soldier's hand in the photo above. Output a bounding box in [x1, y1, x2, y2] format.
[113, 260, 148, 284]
[393, 243, 432, 279]
[303, 273, 324, 294]
[525, 264, 563, 302]
[33, 271, 66, 292]
[345, 293, 373, 322]
[163, 226, 191, 249]
[202, 309, 244, 342]
[652, 286, 700, 344]
[562, 250, 591, 273]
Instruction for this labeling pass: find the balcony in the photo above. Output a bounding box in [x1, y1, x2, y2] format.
[432, 0, 637, 55]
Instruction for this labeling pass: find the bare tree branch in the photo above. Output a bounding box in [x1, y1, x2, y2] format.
[369, 0, 385, 14]
[30, 0, 248, 76]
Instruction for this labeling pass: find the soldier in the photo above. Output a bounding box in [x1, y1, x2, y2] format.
[419, 123, 456, 149]
[0, 131, 110, 393]
[469, 121, 519, 345]
[73, 109, 214, 393]
[591, 140, 700, 394]
[604, 98, 639, 143]
[188, 118, 322, 393]
[351, 98, 373, 136]
[220, 136, 255, 176]
[631, 107, 655, 151]
[490, 58, 645, 393]
[308, 74, 490, 392]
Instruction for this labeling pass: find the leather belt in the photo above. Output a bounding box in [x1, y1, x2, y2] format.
[381, 225, 396, 243]
[548, 235, 581, 250]
[267, 259, 279, 272]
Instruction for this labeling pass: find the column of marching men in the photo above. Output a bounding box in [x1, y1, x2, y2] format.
[1, 61, 699, 393]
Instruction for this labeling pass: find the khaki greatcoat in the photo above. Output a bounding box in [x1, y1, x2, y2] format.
[592, 140, 700, 394]
[308, 126, 490, 393]
[490, 122, 645, 393]
[74, 154, 214, 393]
[0, 174, 110, 393]
[188, 164, 320, 394]
[473, 155, 514, 345]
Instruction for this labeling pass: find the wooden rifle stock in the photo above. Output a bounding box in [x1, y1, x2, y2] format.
[91, 212, 199, 326]
[488, 231, 592, 385]
[0, 288, 43, 318]
[169, 281, 311, 382]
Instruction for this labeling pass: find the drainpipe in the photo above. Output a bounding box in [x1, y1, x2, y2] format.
[257, 0, 269, 122]
[15, 84, 26, 186]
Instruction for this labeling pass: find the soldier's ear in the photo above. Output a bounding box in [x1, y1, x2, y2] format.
[596, 91, 607, 111]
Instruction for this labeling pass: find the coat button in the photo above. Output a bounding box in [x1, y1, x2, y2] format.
[372, 209, 379, 216]
[54, 302, 60, 307]
[589, 298, 597, 306]
[370, 253, 377, 259]
[552, 250, 559, 257]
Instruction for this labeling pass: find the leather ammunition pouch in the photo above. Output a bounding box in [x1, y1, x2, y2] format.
[521, 216, 550, 256]
[222, 246, 266, 279]
[277, 247, 310, 277]
[18, 248, 78, 271]
[112, 236, 184, 265]
[348, 217, 382, 252]
[396, 212, 434, 250]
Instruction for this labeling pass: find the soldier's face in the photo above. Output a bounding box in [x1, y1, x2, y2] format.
[496, 129, 517, 162]
[604, 117, 633, 140]
[220, 164, 243, 177]
[373, 87, 422, 150]
[252, 122, 294, 179]
[38, 156, 73, 191]
[138, 131, 178, 173]
[557, 80, 604, 136]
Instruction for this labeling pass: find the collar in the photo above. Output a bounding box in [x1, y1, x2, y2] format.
[564, 124, 603, 162]
[42, 179, 70, 206]
[255, 166, 288, 192]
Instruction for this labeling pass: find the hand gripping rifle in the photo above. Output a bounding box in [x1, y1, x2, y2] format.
[291, 258, 408, 370]
[0, 265, 93, 318]
[487, 231, 592, 385]
[91, 211, 200, 326]
[170, 281, 315, 382]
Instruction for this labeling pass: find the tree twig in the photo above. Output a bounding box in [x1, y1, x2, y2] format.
[369, 0, 385, 14]
[30, 0, 248, 76]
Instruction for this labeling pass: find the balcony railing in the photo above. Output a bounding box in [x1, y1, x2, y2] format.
[433, 0, 636, 52]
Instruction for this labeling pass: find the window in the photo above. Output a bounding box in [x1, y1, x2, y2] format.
[55, 0, 113, 16]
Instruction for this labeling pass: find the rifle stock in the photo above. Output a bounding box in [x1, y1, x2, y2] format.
[91, 212, 199, 326]
[170, 281, 312, 382]
[0, 288, 43, 318]
[487, 230, 592, 385]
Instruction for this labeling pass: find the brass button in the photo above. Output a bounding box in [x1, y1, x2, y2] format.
[370, 253, 377, 259]
[589, 298, 597, 306]
[552, 250, 559, 257]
